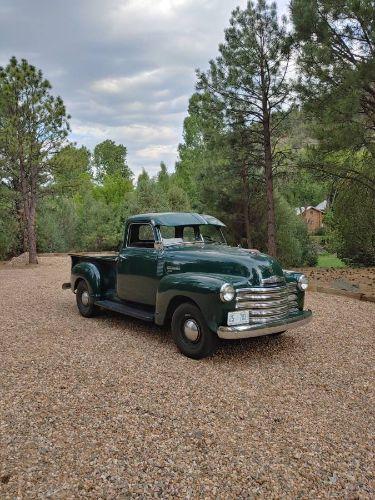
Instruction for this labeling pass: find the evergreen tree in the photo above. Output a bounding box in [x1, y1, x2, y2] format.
[291, 0, 375, 189]
[51, 144, 92, 195]
[93, 139, 132, 182]
[197, 0, 292, 256]
[0, 57, 70, 263]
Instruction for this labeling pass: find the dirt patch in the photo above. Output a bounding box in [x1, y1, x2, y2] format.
[0, 256, 374, 497]
[295, 267, 375, 297]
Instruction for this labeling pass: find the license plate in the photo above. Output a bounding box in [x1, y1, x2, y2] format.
[227, 310, 250, 326]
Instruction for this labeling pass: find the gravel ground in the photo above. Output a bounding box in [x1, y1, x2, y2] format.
[0, 256, 374, 498]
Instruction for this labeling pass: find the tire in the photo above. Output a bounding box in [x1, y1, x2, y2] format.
[76, 280, 98, 318]
[171, 303, 218, 359]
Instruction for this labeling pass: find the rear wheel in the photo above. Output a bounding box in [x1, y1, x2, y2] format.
[76, 280, 98, 317]
[171, 303, 218, 359]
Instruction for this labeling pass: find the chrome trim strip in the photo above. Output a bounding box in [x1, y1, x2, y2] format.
[217, 311, 312, 340]
[245, 313, 292, 323]
[237, 283, 297, 294]
[236, 297, 292, 309]
[236, 287, 286, 294]
[245, 305, 291, 316]
[237, 290, 287, 299]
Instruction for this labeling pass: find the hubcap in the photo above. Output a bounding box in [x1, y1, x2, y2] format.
[81, 290, 90, 306]
[183, 319, 200, 343]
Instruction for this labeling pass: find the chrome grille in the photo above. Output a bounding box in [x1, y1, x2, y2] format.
[235, 282, 299, 323]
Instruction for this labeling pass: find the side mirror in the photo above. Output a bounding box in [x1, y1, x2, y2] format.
[154, 241, 163, 251]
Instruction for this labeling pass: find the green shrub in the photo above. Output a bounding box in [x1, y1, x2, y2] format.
[0, 186, 19, 259]
[275, 195, 317, 267]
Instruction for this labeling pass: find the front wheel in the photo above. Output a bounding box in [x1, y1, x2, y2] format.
[171, 303, 218, 359]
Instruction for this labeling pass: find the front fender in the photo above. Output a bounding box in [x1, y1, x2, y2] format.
[71, 262, 102, 298]
[283, 270, 306, 310]
[155, 272, 247, 330]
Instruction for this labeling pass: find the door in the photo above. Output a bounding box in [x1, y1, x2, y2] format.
[117, 223, 162, 305]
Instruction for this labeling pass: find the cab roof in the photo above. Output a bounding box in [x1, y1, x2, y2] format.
[127, 212, 225, 227]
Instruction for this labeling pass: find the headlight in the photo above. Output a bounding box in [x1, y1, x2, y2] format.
[220, 283, 235, 302]
[297, 274, 309, 291]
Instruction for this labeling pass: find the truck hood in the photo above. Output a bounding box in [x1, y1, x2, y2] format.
[163, 244, 284, 286]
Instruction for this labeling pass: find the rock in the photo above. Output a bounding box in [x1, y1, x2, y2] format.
[6, 252, 30, 266]
[331, 278, 359, 292]
[329, 473, 338, 485]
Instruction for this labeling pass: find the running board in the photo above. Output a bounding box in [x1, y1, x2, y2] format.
[95, 300, 155, 322]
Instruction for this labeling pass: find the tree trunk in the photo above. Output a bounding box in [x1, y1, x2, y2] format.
[26, 201, 38, 264]
[16, 202, 28, 253]
[259, 45, 277, 258]
[19, 159, 38, 264]
[262, 114, 277, 257]
[262, 102, 276, 257]
[241, 161, 252, 248]
[22, 210, 29, 253]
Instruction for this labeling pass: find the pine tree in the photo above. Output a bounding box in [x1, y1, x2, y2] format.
[291, 0, 375, 189]
[197, 0, 292, 256]
[0, 57, 70, 263]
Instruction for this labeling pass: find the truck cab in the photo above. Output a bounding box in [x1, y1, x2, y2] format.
[64, 212, 312, 359]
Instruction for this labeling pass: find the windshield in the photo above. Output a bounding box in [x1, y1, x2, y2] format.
[199, 225, 226, 244]
[159, 225, 226, 246]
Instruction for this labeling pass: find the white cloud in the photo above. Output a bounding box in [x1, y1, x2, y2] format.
[0, 0, 290, 176]
[71, 121, 176, 144]
[136, 144, 178, 159]
[91, 69, 163, 94]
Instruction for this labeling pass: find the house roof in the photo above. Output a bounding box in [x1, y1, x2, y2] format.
[315, 200, 328, 211]
[296, 206, 311, 215]
[296, 200, 328, 215]
[127, 212, 226, 227]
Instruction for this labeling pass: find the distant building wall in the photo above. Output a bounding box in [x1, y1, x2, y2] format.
[301, 207, 324, 233]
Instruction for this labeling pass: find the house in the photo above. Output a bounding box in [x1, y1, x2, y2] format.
[296, 200, 327, 233]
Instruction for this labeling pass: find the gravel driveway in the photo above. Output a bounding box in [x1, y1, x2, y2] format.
[0, 256, 374, 498]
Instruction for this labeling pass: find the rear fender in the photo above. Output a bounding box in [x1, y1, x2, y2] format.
[71, 262, 102, 298]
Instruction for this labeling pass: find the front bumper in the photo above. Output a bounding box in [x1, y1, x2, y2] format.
[217, 310, 312, 340]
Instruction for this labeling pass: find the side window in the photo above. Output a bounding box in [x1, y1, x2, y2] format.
[139, 225, 154, 241]
[159, 226, 176, 239]
[182, 226, 196, 242]
[128, 224, 155, 248]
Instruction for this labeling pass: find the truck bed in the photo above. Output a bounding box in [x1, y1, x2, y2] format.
[69, 252, 155, 322]
[69, 253, 117, 266]
[70, 253, 118, 296]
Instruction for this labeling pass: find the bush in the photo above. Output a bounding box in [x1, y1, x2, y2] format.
[325, 173, 375, 266]
[275, 195, 317, 267]
[0, 186, 19, 259]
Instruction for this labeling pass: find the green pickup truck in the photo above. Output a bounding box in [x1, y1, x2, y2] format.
[63, 212, 312, 358]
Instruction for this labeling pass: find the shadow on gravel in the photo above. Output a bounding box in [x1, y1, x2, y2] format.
[87, 309, 298, 362]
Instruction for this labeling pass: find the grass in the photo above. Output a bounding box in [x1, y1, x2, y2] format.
[317, 253, 346, 268]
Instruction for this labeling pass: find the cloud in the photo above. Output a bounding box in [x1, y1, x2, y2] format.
[136, 145, 178, 160]
[71, 122, 176, 144]
[91, 69, 164, 94]
[0, 0, 289, 175]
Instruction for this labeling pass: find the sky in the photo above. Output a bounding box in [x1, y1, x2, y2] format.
[0, 0, 289, 177]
